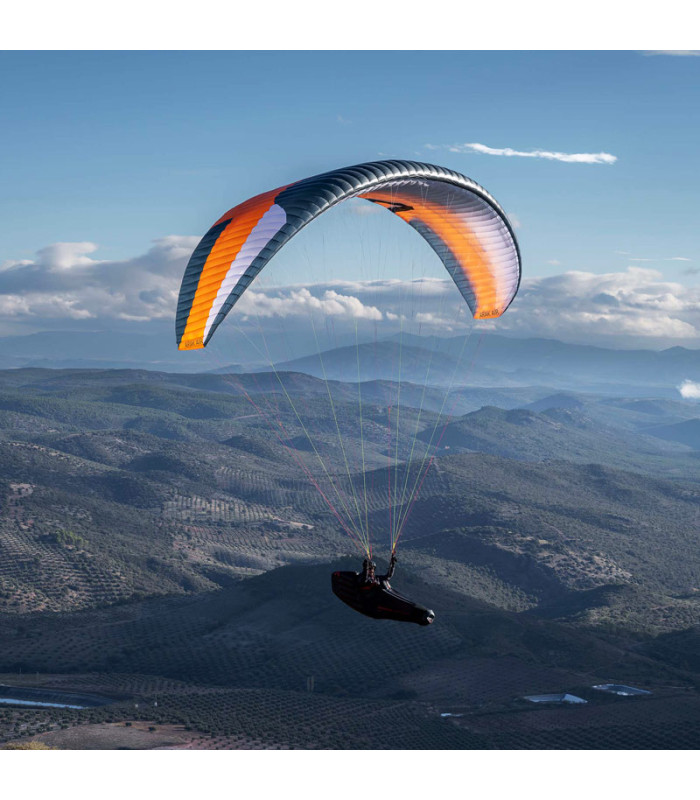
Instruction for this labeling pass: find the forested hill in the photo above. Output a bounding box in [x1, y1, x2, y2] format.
[0, 366, 698, 628]
[0, 366, 699, 749]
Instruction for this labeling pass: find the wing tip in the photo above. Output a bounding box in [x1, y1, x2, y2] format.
[474, 307, 504, 320]
[178, 337, 205, 351]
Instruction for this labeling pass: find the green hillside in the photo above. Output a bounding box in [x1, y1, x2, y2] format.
[0, 367, 698, 749]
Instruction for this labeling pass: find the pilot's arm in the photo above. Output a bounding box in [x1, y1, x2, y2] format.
[360, 558, 370, 583]
[385, 553, 397, 580]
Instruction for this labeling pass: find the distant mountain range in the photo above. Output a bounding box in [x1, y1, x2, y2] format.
[2, 329, 700, 399]
[265, 333, 700, 396]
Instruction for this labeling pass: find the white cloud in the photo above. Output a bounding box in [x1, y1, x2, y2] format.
[643, 50, 700, 56]
[678, 380, 700, 399]
[616, 254, 693, 264]
[0, 293, 95, 320]
[238, 287, 383, 321]
[414, 311, 455, 327]
[491, 267, 700, 344]
[37, 242, 101, 271]
[2, 242, 103, 273]
[247, 268, 700, 345]
[0, 236, 199, 324]
[0, 295, 33, 316]
[230, 278, 470, 336]
[346, 201, 383, 215]
[435, 142, 617, 165]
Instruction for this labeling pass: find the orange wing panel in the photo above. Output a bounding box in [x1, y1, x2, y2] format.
[359, 189, 499, 318]
[179, 188, 281, 350]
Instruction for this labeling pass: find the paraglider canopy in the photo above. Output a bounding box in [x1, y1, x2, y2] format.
[176, 159, 521, 351]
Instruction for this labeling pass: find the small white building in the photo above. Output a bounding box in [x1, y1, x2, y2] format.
[592, 684, 651, 696]
[523, 693, 587, 704]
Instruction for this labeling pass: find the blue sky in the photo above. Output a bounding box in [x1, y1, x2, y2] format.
[1, 50, 699, 347]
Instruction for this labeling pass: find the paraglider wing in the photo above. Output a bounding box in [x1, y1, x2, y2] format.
[176, 160, 521, 350]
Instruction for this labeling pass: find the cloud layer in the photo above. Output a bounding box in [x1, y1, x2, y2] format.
[0, 237, 199, 326]
[3, 240, 700, 350]
[229, 269, 700, 348]
[491, 267, 700, 344]
[428, 142, 617, 165]
[238, 287, 382, 321]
